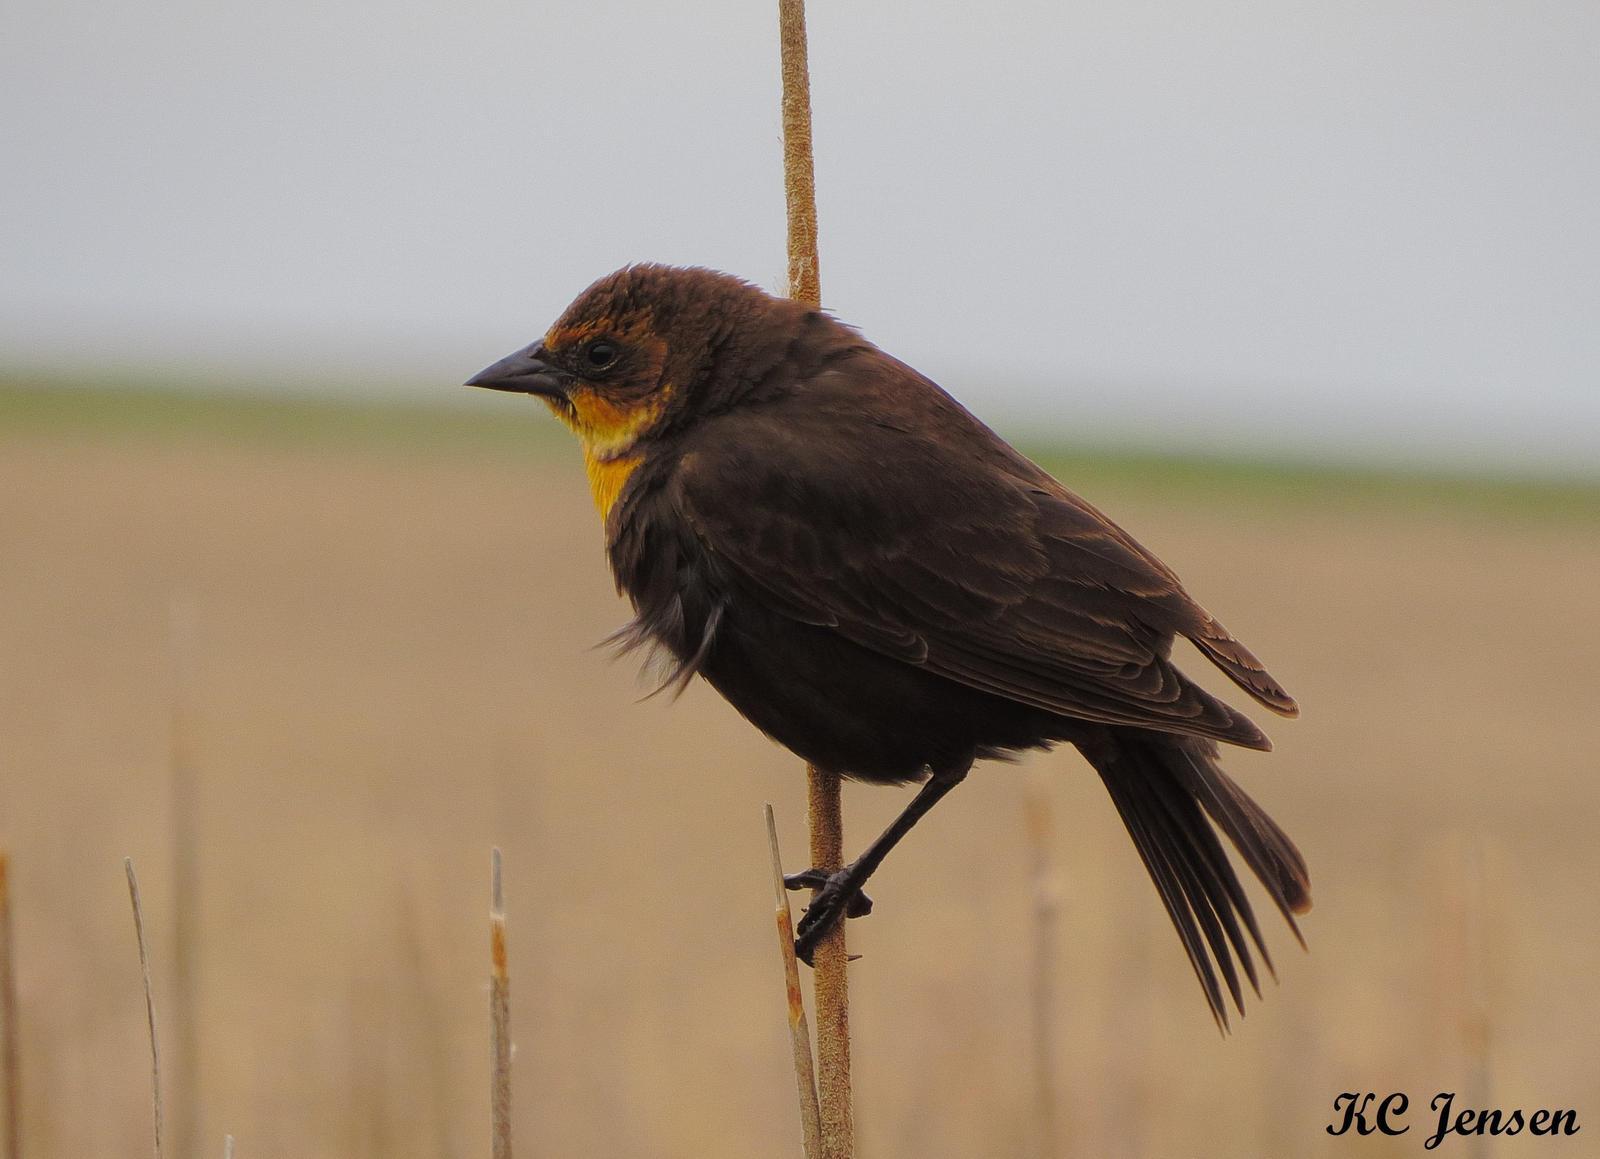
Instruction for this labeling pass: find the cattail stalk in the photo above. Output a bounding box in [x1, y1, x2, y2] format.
[0, 854, 19, 1159]
[777, 1, 852, 1153]
[167, 601, 200, 1159]
[1024, 772, 1062, 1159]
[489, 848, 512, 1159]
[803, 768, 852, 1157]
[1441, 836, 1495, 1159]
[778, 0, 821, 306]
[125, 858, 164, 1159]
[765, 805, 823, 1159]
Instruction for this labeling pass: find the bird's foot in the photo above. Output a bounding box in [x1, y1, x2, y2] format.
[784, 868, 873, 918]
[785, 867, 872, 966]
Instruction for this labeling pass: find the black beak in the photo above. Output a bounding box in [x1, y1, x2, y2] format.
[466, 343, 573, 398]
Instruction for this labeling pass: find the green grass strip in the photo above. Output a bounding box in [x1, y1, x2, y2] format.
[4, 376, 1595, 519]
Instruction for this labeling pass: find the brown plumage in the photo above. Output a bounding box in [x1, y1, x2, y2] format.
[468, 263, 1311, 1028]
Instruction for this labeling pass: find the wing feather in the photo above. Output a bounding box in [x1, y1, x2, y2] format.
[671, 365, 1294, 746]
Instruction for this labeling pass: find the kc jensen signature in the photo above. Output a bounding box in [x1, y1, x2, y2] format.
[1328, 1092, 1580, 1149]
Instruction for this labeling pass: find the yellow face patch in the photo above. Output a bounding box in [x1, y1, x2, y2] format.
[540, 386, 668, 519]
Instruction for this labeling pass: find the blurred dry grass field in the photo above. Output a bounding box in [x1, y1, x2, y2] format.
[1, 387, 1597, 1157]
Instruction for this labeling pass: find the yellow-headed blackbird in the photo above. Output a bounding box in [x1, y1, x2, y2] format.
[469, 264, 1310, 1026]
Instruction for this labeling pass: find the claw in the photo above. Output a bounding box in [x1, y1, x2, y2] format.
[783, 867, 873, 918]
[795, 906, 831, 966]
[791, 867, 872, 965]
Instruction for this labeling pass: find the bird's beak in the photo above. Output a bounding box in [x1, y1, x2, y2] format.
[465, 343, 573, 399]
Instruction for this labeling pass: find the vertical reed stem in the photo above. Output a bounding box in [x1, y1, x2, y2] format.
[1456, 839, 1494, 1159]
[1024, 772, 1061, 1159]
[804, 768, 852, 1157]
[125, 858, 164, 1159]
[489, 848, 512, 1159]
[0, 854, 19, 1159]
[778, 0, 821, 307]
[167, 601, 199, 1159]
[777, 1, 851, 1153]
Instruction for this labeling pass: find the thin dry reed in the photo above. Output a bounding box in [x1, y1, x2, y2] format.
[397, 890, 456, 1159]
[1435, 835, 1497, 1159]
[222, 1134, 234, 1159]
[0, 853, 19, 1159]
[1024, 772, 1062, 1159]
[166, 601, 200, 1159]
[489, 848, 512, 1159]
[777, 1, 852, 1154]
[764, 805, 823, 1159]
[1462, 851, 1493, 1159]
[124, 857, 164, 1159]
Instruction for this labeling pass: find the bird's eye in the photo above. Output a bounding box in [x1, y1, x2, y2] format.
[583, 340, 620, 370]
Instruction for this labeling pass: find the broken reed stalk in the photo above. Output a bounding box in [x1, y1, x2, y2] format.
[777, 1, 852, 1154]
[1023, 772, 1062, 1159]
[222, 1135, 234, 1159]
[764, 805, 823, 1159]
[0, 854, 19, 1159]
[167, 601, 200, 1159]
[489, 848, 512, 1159]
[125, 857, 164, 1159]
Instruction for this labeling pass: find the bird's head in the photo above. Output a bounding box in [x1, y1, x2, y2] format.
[467, 264, 802, 463]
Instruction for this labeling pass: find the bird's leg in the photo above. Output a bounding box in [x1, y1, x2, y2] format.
[792, 758, 973, 966]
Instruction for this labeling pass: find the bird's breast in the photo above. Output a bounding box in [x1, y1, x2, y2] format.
[605, 475, 725, 666]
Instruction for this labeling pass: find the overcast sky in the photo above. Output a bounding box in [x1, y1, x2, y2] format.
[3, 1, 1596, 471]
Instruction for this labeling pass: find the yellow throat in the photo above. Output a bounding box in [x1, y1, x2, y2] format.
[583, 451, 639, 521]
[545, 386, 665, 519]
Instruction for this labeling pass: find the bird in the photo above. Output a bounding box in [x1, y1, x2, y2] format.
[468, 263, 1310, 1028]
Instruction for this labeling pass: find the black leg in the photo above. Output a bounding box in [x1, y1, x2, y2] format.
[793, 757, 973, 965]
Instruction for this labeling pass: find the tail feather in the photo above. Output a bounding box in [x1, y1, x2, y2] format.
[1170, 743, 1312, 926]
[1085, 730, 1310, 1029]
[1148, 764, 1271, 993]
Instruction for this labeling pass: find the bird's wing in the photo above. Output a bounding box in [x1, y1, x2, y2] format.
[670, 380, 1295, 750]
